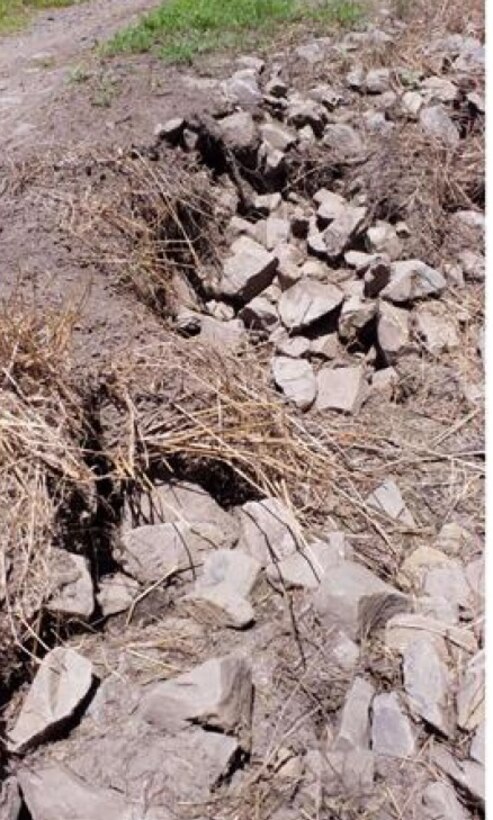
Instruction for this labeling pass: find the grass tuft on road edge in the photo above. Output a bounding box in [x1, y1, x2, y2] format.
[0, 0, 78, 33]
[107, 0, 365, 62]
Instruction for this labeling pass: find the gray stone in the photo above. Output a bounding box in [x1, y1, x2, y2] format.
[240, 295, 279, 330]
[347, 66, 366, 89]
[366, 68, 392, 94]
[223, 69, 261, 105]
[296, 41, 326, 64]
[139, 654, 253, 744]
[401, 90, 424, 119]
[313, 560, 409, 638]
[253, 192, 282, 214]
[370, 367, 398, 399]
[414, 302, 459, 354]
[0, 778, 21, 820]
[272, 356, 317, 411]
[419, 105, 459, 146]
[119, 522, 228, 585]
[316, 190, 348, 225]
[265, 77, 288, 98]
[403, 636, 454, 736]
[371, 692, 416, 758]
[366, 221, 402, 260]
[363, 110, 394, 135]
[275, 333, 311, 358]
[398, 545, 457, 589]
[96, 573, 139, 617]
[458, 250, 485, 282]
[266, 532, 350, 590]
[217, 111, 257, 152]
[256, 216, 290, 250]
[431, 745, 484, 806]
[345, 249, 384, 273]
[322, 206, 367, 260]
[46, 550, 94, 620]
[422, 782, 469, 820]
[18, 765, 170, 820]
[308, 84, 342, 110]
[466, 557, 484, 605]
[333, 677, 374, 751]
[236, 54, 264, 72]
[276, 242, 305, 288]
[310, 332, 341, 360]
[415, 595, 459, 624]
[184, 585, 255, 629]
[366, 478, 415, 526]
[377, 301, 411, 364]
[286, 98, 326, 135]
[421, 76, 458, 104]
[385, 613, 477, 656]
[8, 648, 94, 753]
[338, 286, 377, 341]
[315, 366, 367, 415]
[200, 316, 247, 351]
[220, 236, 278, 302]
[470, 720, 484, 765]
[197, 548, 261, 599]
[456, 651, 484, 731]
[423, 564, 472, 611]
[467, 91, 485, 112]
[324, 749, 375, 796]
[260, 121, 297, 152]
[236, 497, 301, 565]
[279, 279, 344, 331]
[382, 260, 446, 303]
[323, 124, 365, 159]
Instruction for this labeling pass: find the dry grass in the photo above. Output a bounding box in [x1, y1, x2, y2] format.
[0, 298, 93, 687]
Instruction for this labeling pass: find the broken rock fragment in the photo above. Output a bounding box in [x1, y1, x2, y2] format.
[431, 745, 484, 806]
[220, 236, 278, 302]
[235, 497, 301, 565]
[382, 260, 446, 303]
[322, 205, 367, 261]
[313, 560, 409, 638]
[414, 302, 459, 354]
[366, 478, 415, 526]
[419, 104, 460, 145]
[279, 278, 344, 331]
[371, 692, 416, 758]
[271, 355, 317, 410]
[422, 781, 469, 820]
[403, 635, 454, 736]
[96, 573, 139, 617]
[217, 110, 258, 152]
[260, 120, 297, 152]
[0, 778, 21, 820]
[456, 650, 484, 731]
[139, 654, 253, 746]
[333, 677, 374, 751]
[338, 284, 377, 342]
[316, 365, 367, 415]
[9, 648, 94, 753]
[377, 301, 411, 364]
[46, 549, 94, 620]
[184, 549, 261, 629]
[266, 532, 350, 590]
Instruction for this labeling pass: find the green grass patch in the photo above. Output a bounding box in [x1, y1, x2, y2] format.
[0, 0, 78, 34]
[107, 0, 365, 62]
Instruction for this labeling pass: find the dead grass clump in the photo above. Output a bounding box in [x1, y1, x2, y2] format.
[0, 299, 93, 688]
[68, 151, 224, 316]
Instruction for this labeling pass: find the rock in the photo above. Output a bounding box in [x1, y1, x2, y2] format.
[266, 532, 350, 590]
[315, 366, 367, 415]
[421, 76, 459, 104]
[316, 190, 348, 226]
[96, 573, 139, 617]
[467, 91, 485, 113]
[223, 69, 261, 105]
[155, 116, 185, 144]
[236, 497, 301, 565]
[253, 191, 282, 215]
[385, 613, 477, 656]
[240, 295, 279, 330]
[310, 332, 341, 360]
[257, 216, 290, 250]
[371, 692, 416, 758]
[345, 249, 384, 273]
[271, 356, 317, 411]
[217, 111, 257, 152]
[323, 123, 365, 159]
[399, 545, 457, 589]
[296, 40, 326, 63]
[276, 242, 305, 288]
[200, 316, 248, 351]
[307, 228, 329, 259]
[119, 522, 227, 585]
[457, 250, 485, 282]
[308, 84, 342, 110]
[220, 236, 278, 302]
[338, 286, 377, 342]
[382, 260, 446, 303]
[366, 478, 415, 526]
[413, 303, 459, 354]
[454, 39, 485, 72]
[364, 257, 391, 297]
[278, 279, 344, 331]
[423, 564, 471, 611]
[363, 109, 394, 135]
[286, 97, 326, 135]
[466, 557, 484, 605]
[8, 648, 94, 753]
[431, 746, 484, 806]
[470, 720, 485, 765]
[260, 121, 297, 152]
[313, 560, 409, 639]
[403, 636, 454, 736]
[347, 66, 366, 89]
[419, 105, 460, 146]
[140, 654, 253, 745]
[46, 550, 94, 620]
[370, 366, 398, 399]
[324, 750, 375, 796]
[184, 585, 255, 629]
[435, 521, 474, 558]
[333, 677, 374, 751]
[401, 90, 424, 119]
[330, 630, 360, 671]
[422, 781, 469, 820]
[366, 68, 392, 94]
[275, 333, 310, 358]
[366, 221, 403, 260]
[0, 778, 21, 820]
[377, 301, 411, 364]
[415, 595, 459, 624]
[236, 55, 264, 73]
[456, 651, 484, 731]
[197, 549, 261, 599]
[18, 765, 169, 820]
[322, 206, 367, 260]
